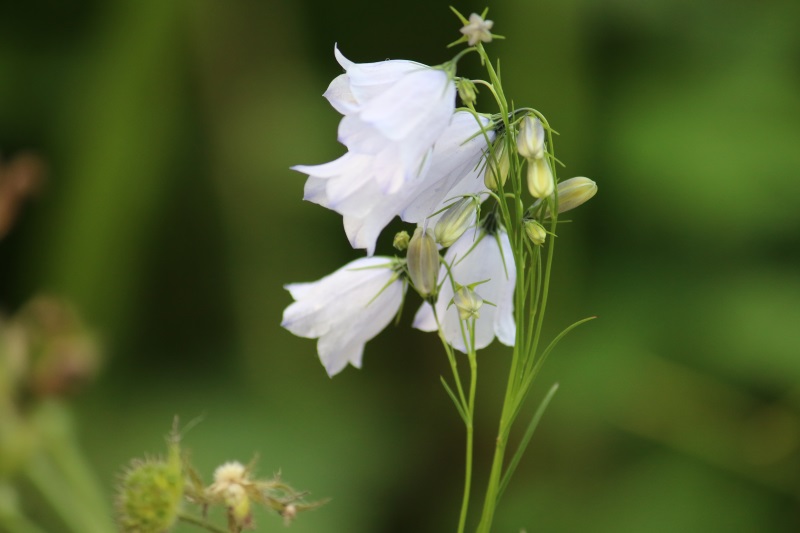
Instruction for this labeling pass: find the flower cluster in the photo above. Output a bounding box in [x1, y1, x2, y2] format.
[283, 13, 596, 377]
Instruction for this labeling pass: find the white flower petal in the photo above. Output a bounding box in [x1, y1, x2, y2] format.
[324, 74, 359, 115]
[281, 257, 404, 376]
[413, 228, 515, 352]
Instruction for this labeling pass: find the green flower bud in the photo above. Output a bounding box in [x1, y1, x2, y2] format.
[407, 227, 439, 298]
[532, 177, 598, 218]
[453, 286, 483, 321]
[456, 79, 478, 106]
[484, 141, 509, 190]
[516, 116, 545, 159]
[523, 219, 547, 246]
[434, 197, 477, 247]
[393, 230, 410, 251]
[526, 157, 554, 199]
[116, 437, 183, 533]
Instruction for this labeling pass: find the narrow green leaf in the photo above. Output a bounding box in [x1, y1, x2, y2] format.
[497, 382, 559, 502]
[440, 376, 468, 424]
[512, 316, 596, 429]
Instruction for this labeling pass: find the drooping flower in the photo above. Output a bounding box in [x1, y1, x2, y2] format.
[298, 111, 495, 255]
[297, 45, 457, 195]
[413, 225, 515, 352]
[281, 257, 404, 376]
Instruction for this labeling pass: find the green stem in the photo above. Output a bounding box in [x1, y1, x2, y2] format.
[0, 515, 48, 533]
[0, 484, 48, 533]
[24, 454, 111, 533]
[177, 511, 229, 533]
[456, 321, 478, 533]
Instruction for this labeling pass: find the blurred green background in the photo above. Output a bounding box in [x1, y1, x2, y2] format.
[2, 0, 800, 531]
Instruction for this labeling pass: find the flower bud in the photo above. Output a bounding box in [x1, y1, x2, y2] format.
[484, 141, 509, 190]
[407, 227, 439, 298]
[516, 116, 545, 160]
[452, 286, 483, 321]
[393, 230, 410, 251]
[456, 79, 478, 106]
[526, 157, 554, 198]
[434, 197, 477, 247]
[532, 177, 598, 218]
[523, 219, 547, 246]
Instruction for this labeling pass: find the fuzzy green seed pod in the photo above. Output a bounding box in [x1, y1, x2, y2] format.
[116, 439, 183, 533]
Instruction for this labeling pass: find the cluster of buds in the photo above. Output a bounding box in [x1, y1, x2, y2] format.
[517, 115, 554, 199]
[116, 422, 326, 533]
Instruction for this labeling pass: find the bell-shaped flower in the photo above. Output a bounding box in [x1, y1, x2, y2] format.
[301, 45, 457, 195]
[412, 226, 516, 352]
[281, 257, 404, 377]
[298, 111, 494, 255]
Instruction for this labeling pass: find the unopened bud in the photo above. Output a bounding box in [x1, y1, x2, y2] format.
[456, 79, 478, 106]
[484, 141, 509, 190]
[532, 177, 598, 217]
[393, 230, 410, 251]
[453, 286, 483, 321]
[434, 197, 477, 247]
[523, 219, 547, 246]
[516, 116, 545, 159]
[407, 227, 439, 298]
[526, 157, 554, 198]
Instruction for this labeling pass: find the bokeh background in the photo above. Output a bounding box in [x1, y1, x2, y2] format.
[2, 0, 800, 531]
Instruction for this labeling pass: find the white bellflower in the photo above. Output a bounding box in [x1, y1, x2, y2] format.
[281, 257, 404, 376]
[413, 227, 515, 352]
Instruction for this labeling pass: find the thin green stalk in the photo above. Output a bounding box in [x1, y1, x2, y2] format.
[176, 511, 229, 533]
[0, 515, 48, 533]
[457, 321, 478, 533]
[0, 484, 48, 533]
[24, 454, 111, 533]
